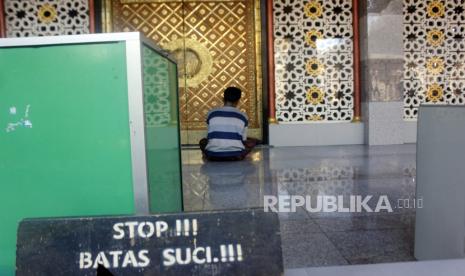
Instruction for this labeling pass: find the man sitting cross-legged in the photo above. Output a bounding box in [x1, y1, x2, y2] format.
[199, 87, 257, 161]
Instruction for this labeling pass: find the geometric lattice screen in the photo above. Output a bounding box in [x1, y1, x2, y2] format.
[403, 0, 465, 120]
[273, 0, 354, 122]
[143, 46, 172, 127]
[4, 0, 90, 37]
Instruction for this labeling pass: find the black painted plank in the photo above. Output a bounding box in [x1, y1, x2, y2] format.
[16, 209, 283, 276]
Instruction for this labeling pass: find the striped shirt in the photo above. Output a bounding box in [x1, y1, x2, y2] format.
[205, 106, 248, 157]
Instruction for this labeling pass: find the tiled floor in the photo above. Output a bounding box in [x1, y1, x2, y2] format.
[182, 144, 417, 269]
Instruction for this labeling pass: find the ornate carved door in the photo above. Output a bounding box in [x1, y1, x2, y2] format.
[102, 0, 263, 144]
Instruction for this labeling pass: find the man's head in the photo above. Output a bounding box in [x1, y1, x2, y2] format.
[223, 87, 242, 106]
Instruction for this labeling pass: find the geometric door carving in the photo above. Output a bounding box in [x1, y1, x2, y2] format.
[107, 0, 262, 135]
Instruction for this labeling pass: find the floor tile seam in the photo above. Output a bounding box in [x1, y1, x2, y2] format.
[277, 176, 415, 184]
[315, 221, 410, 266]
[320, 226, 413, 233]
[302, 208, 351, 265]
[318, 226, 413, 234]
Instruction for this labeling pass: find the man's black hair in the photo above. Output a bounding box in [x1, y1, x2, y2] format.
[224, 87, 242, 103]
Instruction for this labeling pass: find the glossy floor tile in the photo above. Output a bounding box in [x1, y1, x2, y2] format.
[182, 144, 417, 268]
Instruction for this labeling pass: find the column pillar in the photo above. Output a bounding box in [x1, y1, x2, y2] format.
[360, 0, 405, 145]
[266, 0, 276, 124]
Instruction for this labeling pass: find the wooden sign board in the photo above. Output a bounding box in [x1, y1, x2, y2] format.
[16, 209, 283, 275]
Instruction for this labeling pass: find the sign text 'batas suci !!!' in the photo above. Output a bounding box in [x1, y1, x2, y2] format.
[78, 219, 244, 270]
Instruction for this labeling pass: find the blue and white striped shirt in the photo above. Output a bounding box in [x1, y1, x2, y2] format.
[205, 106, 248, 157]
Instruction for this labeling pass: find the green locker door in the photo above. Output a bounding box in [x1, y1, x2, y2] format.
[0, 42, 135, 275]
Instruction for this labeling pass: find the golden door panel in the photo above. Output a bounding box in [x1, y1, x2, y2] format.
[106, 0, 262, 138]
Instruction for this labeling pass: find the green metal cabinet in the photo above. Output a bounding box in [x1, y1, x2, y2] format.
[0, 33, 183, 275]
